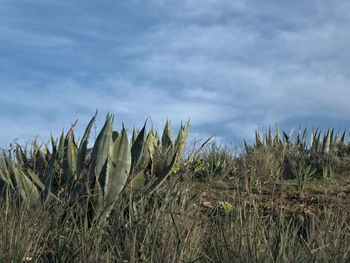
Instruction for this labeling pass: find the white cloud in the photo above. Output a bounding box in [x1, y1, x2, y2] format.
[147, 0, 246, 19]
[0, 25, 73, 48]
[0, 1, 350, 147]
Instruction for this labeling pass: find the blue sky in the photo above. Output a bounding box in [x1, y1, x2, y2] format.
[0, 0, 349, 149]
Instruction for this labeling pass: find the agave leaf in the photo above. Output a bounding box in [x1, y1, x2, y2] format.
[275, 124, 281, 144]
[145, 132, 157, 157]
[70, 124, 78, 162]
[255, 132, 264, 147]
[131, 126, 138, 146]
[136, 131, 156, 172]
[42, 139, 50, 157]
[0, 169, 7, 184]
[282, 131, 289, 144]
[329, 128, 336, 151]
[15, 145, 24, 167]
[42, 149, 58, 204]
[4, 155, 18, 189]
[340, 130, 346, 144]
[23, 146, 28, 162]
[312, 128, 320, 152]
[104, 127, 131, 207]
[57, 131, 65, 163]
[263, 131, 267, 146]
[334, 129, 341, 144]
[62, 137, 72, 181]
[147, 152, 178, 196]
[51, 135, 57, 153]
[295, 126, 301, 146]
[323, 129, 331, 154]
[174, 121, 190, 163]
[33, 139, 39, 156]
[161, 120, 174, 155]
[316, 131, 322, 152]
[289, 127, 294, 139]
[2, 155, 14, 189]
[155, 130, 160, 146]
[302, 128, 307, 148]
[62, 133, 78, 185]
[36, 147, 49, 182]
[89, 114, 113, 183]
[330, 128, 334, 143]
[76, 112, 97, 179]
[268, 126, 273, 147]
[16, 169, 41, 209]
[0, 169, 10, 199]
[90, 176, 104, 221]
[125, 169, 147, 194]
[14, 169, 30, 201]
[130, 121, 146, 174]
[322, 129, 329, 145]
[310, 127, 316, 148]
[26, 170, 45, 191]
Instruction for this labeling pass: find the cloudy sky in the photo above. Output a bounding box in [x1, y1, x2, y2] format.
[0, 0, 349, 149]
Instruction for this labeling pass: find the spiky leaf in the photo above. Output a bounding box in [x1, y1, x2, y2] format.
[16, 169, 41, 209]
[104, 127, 131, 207]
[89, 114, 113, 183]
[161, 120, 174, 154]
[42, 149, 58, 204]
[130, 122, 146, 174]
[76, 112, 97, 179]
[174, 121, 190, 163]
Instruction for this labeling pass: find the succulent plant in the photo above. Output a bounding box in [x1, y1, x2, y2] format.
[0, 113, 191, 226]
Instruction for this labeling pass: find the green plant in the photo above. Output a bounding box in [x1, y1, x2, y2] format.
[0, 122, 350, 262]
[292, 161, 315, 192]
[217, 201, 232, 215]
[0, 114, 191, 227]
[192, 141, 234, 181]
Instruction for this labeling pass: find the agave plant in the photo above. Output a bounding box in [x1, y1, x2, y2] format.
[253, 125, 347, 155]
[249, 125, 348, 181]
[0, 113, 191, 226]
[292, 160, 315, 192]
[125, 120, 190, 195]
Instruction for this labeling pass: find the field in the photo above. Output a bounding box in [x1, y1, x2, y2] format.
[0, 115, 349, 262]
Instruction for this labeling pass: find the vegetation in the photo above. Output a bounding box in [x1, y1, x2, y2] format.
[0, 116, 349, 262]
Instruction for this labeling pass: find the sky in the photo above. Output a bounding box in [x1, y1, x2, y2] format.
[0, 0, 349, 149]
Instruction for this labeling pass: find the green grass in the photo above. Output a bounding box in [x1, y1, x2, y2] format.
[0, 128, 350, 262]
